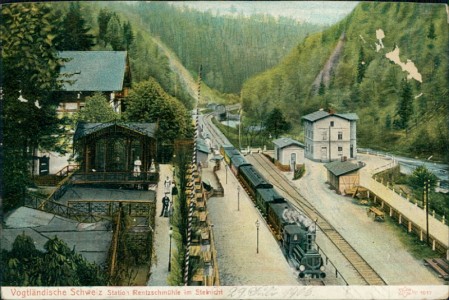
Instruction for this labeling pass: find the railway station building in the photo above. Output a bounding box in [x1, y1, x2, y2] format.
[302, 109, 358, 162]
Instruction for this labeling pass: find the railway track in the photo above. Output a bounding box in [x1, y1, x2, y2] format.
[200, 112, 229, 147]
[201, 111, 385, 285]
[299, 278, 326, 286]
[246, 153, 386, 286]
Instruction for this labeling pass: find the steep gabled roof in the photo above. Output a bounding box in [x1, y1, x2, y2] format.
[272, 137, 304, 149]
[302, 110, 330, 122]
[324, 160, 363, 177]
[196, 138, 211, 154]
[59, 51, 127, 92]
[74, 122, 156, 141]
[302, 110, 359, 122]
[335, 113, 359, 121]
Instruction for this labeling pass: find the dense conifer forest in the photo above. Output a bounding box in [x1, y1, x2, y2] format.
[240, 2, 449, 162]
[2, 2, 448, 214]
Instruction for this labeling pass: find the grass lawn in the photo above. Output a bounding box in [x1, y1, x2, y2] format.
[384, 215, 441, 260]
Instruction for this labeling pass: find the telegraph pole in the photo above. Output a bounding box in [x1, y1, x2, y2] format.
[423, 180, 430, 245]
[426, 180, 430, 245]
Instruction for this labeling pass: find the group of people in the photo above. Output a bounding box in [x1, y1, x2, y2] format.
[160, 176, 175, 217]
[132, 156, 177, 217]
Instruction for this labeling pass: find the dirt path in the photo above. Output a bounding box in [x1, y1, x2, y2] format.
[446, 4, 449, 24]
[293, 157, 442, 285]
[312, 32, 346, 94]
[151, 37, 198, 101]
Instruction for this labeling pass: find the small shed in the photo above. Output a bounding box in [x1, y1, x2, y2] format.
[197, 138, 211, 168]
[272, 138, 304, 169]
[324, 160, 364, 194]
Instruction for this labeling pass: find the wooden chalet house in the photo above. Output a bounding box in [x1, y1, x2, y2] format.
[73, 122, 156, 172]
[56, 51, 131, 114]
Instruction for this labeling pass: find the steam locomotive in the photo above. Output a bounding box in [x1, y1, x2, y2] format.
[221, 145, 326, 278]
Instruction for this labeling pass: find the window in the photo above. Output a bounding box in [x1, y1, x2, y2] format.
[330, 121, 334, 127]
[307, 234, 313, 251]
[338, 147, 343, 152]
[322, 131, 327, 140]
[338, 132, 343, 140]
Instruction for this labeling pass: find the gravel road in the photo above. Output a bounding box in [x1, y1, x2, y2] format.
[291, 153, 442, 285]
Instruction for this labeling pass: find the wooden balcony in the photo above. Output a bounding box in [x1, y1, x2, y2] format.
[70, 171, 159, 185]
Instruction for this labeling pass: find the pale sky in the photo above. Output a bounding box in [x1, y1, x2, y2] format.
[168, 1, 359, 25]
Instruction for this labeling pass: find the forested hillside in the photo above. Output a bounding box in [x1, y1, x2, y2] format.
[1, 2, 195, 210]
[108, 2, 323, 94]
[241, 2, 449, 161]
[49, 2, 196, 109]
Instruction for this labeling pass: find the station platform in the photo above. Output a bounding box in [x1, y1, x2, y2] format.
[147, 164, 173, 286]
[200, 162, 312, 285]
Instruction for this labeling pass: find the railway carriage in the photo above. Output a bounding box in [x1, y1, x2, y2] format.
[230, 153, 251, 175]
[217, 141, 326, 279]
[256, 187, 285, 216]
[238, 165, 273, 200]
[220, 144, 240, 165]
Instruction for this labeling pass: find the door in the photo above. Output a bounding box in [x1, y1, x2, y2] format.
[291, 152, 297, 171]
[321, 147, 327, 161]
[39, 156, 50, 175]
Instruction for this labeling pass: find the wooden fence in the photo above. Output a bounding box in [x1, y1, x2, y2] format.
[71, 171, 159, 184]
[364, 188, 448, 258]
[25, 195, 110, 223]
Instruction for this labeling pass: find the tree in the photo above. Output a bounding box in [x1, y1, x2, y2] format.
[318, 77, 326, 95]
[395, 78, 413, 129]
[408, 165, 438, 191]
[427, 22, 436, 40]
[105, 13, 125, 51]
[123, 21, 134, 50]
[410, 128, 434, 156]
[356, 46, 367, 83]
[57, 2, 95, 50]
[75, 93, 118, 123]
[1, 3, 66, 210]
[264, 108, 291, 139]
[385, 114, 392, 130]
[0, 232, 41, 285]
[97, 8, 113, 46]
[1, 234, 107, 286]
[123, 78, 193, 144]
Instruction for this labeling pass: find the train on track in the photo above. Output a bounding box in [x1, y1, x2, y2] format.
[221, 144, 326, 279]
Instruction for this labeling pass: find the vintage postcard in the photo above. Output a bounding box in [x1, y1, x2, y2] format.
[1, 1, 448, 299]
